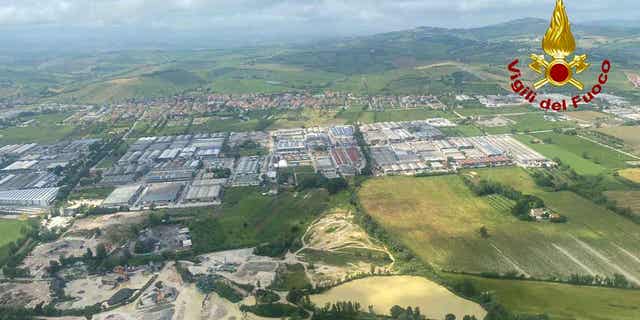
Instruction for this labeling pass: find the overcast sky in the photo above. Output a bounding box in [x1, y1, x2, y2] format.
[1, 0, 638, 49]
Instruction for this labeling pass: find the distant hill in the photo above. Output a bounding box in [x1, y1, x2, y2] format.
[2, 18, 639, 103]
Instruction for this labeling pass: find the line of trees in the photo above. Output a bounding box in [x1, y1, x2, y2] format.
[530, 161, 639, 224]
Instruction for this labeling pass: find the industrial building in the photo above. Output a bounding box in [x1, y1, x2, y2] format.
[231, 156, 263, 187]
[102, 184, 144, 209]
[139, 183, 184, 207]
[0, 187, 59, 208]
[183, 181, 222, 204]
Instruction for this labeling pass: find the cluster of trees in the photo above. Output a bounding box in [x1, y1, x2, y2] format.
[310, 302, 480, 320]
[195, 275, 244, 303]
[297, 174, 349, 195]
[255, 289, 280, 304]
[354, 127, 373, 175]
[568, 273, 631, 288]
[463, 177, 546, 221]
[312, 301, 363, 320]
[253, 233, 299, 258]
[208, 167, 232, 178]
[389, 305, 427, 320]
[531, 163, 639, 224]
[56, 137, 121, 201]
[2, 221, 44, 278]
[240, 303, 309, 319]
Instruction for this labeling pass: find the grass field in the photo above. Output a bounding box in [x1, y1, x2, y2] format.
[0, 112, 76, 145]
[68, 187, 115, 200]
[457, 105, 534, 117]
[482, 113, 576, 134]
[605, 191, 640, 217]
[336, 106, 455, 124]
[619, 168, 640, 183]
[484, 194, 515, 213]
[271, 263, 312, 291]
[311, 276, 486, 320]
[445, 274, 640, 320]
[0, 219, 30, 264]
[189, 188, 329, 254]
[565, 111, 614, 123]
[596, 126, 640, 153]
[358, 169, 640, 282]
[516, 133, 633, 175]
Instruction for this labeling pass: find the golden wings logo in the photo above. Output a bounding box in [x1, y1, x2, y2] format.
[507, 0, 612, 111]
[529, 0, 589, 90]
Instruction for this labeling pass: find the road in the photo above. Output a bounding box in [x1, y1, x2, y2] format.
[577, 135, 640, 160]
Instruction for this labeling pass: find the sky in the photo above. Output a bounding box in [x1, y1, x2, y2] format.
[0, 0, 638, 50]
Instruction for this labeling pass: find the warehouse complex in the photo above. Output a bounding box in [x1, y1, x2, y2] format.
[0, 139, 100, 213]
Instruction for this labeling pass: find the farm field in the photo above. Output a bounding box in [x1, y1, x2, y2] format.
[445, 274, 640, 320]
[456, 105, 533, 117]
[482, 113, 576, 134]
[0, 112, 76, 145]
[596, 126, 640, 153]
[565, 111, 614, 123]
[531, 132, 633, 169]
[619, 168, 640, 184]
[515, 133, 631, 175]
[0, 219, 30, 263]
[358, 169, 640, 282]
[311, 276, 486, 320]
[336, 106, 455, 124]
[606, 191, 640, 216]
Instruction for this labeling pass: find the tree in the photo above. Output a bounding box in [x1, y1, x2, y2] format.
[327, 178, 348, 194]
[479, 226, 489, 239]
[95, 243, 107, 260]
[390, 305, 405, 318]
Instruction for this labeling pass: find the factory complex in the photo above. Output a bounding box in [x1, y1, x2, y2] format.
[0, 139, 100, 213]
[0, 118, 552, 213]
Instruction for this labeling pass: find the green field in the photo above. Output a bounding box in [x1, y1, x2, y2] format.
[606, 191, 640, 217]
[596, 126, 640, 154]
[68, 187, 116, 200]
[482, 113, 576, 134]
[0, 112, 76, 145]
[358, 168, 640, 282]
[0, 219, 30, 264]
[457, 105, 533, 117]
[189, 188, 329, 254]
[445, 274, 640, 320]
[336, 106, 455, 124]
[516, 133, 633, 175]
[271, 263, 312, 291]
[619, 168, 640, 184]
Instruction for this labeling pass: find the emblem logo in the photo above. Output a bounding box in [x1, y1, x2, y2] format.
[507, 0, 612, 111]
[529, 0, 589, 90]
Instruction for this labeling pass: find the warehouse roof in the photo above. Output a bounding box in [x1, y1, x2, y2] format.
[0, 187, 59, 203]
[141, 183, 183, 203]
[184, 184, 221, 201]
[103, 184, 142, 206]
[2, 160, 38, 171]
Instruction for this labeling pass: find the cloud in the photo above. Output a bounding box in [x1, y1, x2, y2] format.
[0, 0, 637, 33]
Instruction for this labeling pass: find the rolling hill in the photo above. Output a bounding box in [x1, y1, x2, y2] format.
[1, 18, 638, 104]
